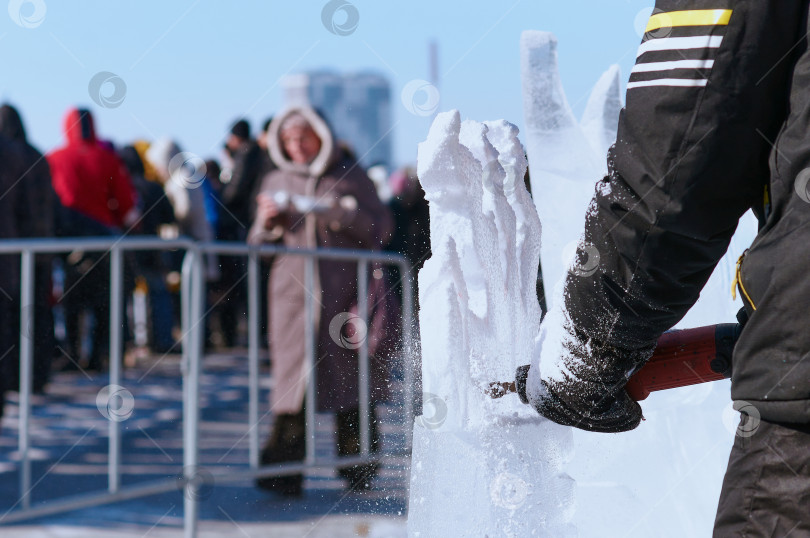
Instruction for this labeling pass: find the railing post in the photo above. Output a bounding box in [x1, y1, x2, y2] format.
[183, 247, 203, 538]
[180, 246, 193, 429]
[108, 246, 123, 493]
[399, 259, 415, 452]
[357, 261, 371, 457]
[247, 251, 260, 469]
[304, 256, 317, 465]
[18, 250, 34, 509]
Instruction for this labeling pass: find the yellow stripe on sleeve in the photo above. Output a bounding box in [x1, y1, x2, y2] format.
[646, 9, 733, 33]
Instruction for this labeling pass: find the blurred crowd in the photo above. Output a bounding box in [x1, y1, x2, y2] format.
[0, 103, 431, 493]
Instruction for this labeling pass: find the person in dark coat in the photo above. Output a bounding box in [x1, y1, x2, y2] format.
[223, 119, 275, 232]
[216, 120, 269, 347]
[118, 145, 176, 353]
[514, 3, 810, 535]
[385, 167, 431, 308]
[47, 108, 138, 371]
[249, 107, 393, 495]
[256, 116, 274, 154]
[252, 118, 274, 345]
[0, 122, 35, 421]
[0, 104, 56, 393]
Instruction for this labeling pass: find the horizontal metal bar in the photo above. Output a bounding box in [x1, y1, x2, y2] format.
[0, 237, 195, 254]
[0, 477, 182, 524]
[0, 237, 409, 268]
[0, 453, 390, 525]
[198, 241, 409, 265]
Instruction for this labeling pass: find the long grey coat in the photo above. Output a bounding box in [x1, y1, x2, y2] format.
[249, 107, 393, 414]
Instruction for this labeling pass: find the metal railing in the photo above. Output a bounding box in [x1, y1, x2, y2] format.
[0, 237, 415, 537]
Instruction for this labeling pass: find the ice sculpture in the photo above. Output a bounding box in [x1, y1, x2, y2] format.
[407, 111, 574, 537]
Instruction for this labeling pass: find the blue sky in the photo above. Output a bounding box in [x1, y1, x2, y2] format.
[1, 0, 654, 168]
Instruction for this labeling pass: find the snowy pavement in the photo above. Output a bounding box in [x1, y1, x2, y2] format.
[0, 351, 409, 536]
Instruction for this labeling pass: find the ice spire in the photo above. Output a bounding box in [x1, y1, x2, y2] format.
[520, 30, 602, 302]
[581, 64, 623, 165]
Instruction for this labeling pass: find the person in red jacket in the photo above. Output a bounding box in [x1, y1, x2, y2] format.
[48, 108, 137, 231]
[47, 108, 139, 371]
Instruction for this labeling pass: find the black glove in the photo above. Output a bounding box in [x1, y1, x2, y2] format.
[517, 314, 654, 433]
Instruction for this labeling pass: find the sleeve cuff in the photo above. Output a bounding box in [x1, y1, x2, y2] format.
[515, 365, 531, 404]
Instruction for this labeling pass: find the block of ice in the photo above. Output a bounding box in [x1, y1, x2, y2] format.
[408, 110, 575, 537]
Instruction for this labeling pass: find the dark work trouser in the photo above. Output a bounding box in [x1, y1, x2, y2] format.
[714, 419, 810, 536]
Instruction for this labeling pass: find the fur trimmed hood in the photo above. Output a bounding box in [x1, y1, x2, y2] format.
[266, 106, 337, 177]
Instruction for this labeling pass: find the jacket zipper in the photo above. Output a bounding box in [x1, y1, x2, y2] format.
[731, 250, 757, 311]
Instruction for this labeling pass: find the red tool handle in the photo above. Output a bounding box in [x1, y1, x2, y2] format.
[625, 324, 738, 401]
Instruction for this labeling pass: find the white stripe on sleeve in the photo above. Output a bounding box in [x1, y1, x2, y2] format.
[632, 59, 715, 74]
[636, 35, 723, 58]
[627, 78, 709, 90]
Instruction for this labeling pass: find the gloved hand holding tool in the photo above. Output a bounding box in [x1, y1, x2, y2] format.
[488, 322, 739, 433]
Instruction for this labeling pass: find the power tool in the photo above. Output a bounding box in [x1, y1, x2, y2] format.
[487, 323, 740, 401]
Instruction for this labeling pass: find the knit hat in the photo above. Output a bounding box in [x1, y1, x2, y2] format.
[230, 119, 250, 139]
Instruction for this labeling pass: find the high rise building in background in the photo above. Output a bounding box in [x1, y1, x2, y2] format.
[282, 71, 392, 170]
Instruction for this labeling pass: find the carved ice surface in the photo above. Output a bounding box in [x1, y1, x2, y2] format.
[408, 111, 574, 537]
